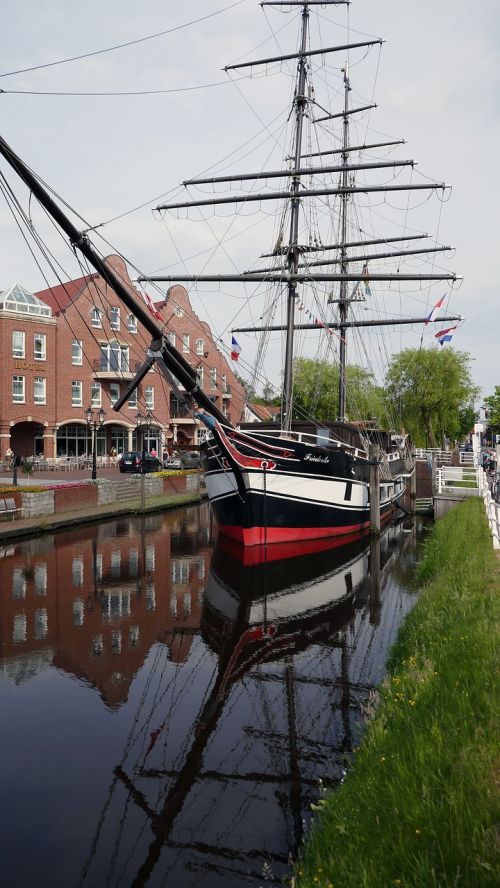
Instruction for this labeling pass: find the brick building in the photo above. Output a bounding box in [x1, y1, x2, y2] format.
[0, 255, 245, 459]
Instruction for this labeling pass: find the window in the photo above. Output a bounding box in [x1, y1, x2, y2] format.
[174, 306, 183, 318]
[72, 557, 84, 587]
[34, 564, 47, 595]
[196, 338, 204, 356]
[196, 366, 204, 388]
[182, 334, 190, 353]
[128, 389, 137, 408]
[91, 380, 102, 407]
[34, 377, 46, 405]
[145, 386, 154, 409]
[100, 342, 129, 372]
[72, 339, 83, 365]
[72, 381, 83, 407]
[210, 368, 217, 390]
[34, 332, 46, 360]
[12, 375, 25, 404]
[91, 307, 103, 328]
[127, 314, 137, 333]
[34, 608, 48, 640]
[166, 332, 176, 348]
[222, 373, 227, 392]
[109, 307, 120, 330]
[12, 330, 25, 358]
[109, 383, 120, 406]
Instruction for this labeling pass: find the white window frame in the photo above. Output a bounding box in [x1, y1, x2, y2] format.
[34, 332, 46, 361]
[166, 332, 176, 348]
[196, 338, 204, 356]
[109, 307, 120, 331]
[128, 389, 138, 408]
[109, 383, 120, 406]
[12, 330, 25, 358]
[196, 366, 204, 388]
[145, 385, 154, 409]
[71, 380, 83, 407]
[100, 342, 129, 372]
[91, 307, 103, 328]
[72, 339, 83, 365]
[182, 334, 190, 353]
[127, 314, 137, 334]
[33, 376, 46, 405]
[210, 368, 217, 391]
[12, 375, 25, 404]
[91, 380, 102, 407]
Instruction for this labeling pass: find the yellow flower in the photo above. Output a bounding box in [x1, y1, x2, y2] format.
[408, 699, 416, 706]
[416, 828, 421, 834]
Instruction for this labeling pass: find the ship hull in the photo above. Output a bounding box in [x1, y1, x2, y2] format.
[201, 421, 407, 546]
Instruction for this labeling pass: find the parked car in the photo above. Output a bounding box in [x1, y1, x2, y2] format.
[163, 455, 182, 470]
[118, 451, 163, 473]
[180, 451, 201, 469]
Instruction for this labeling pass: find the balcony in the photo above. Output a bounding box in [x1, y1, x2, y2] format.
[92, 358, 141, 380]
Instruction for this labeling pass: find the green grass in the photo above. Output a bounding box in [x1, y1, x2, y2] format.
[294, 498, 499, 888]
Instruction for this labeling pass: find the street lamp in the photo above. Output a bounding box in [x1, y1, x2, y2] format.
[85, 406, 106, 480]
[135, 409, 153, 510]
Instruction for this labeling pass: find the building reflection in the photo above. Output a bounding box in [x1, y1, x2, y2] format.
[0, 505, 212, 707]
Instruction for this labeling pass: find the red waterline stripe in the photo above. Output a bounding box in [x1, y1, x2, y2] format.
[218, 520, 371, 547]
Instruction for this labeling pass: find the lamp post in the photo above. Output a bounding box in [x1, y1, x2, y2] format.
[135, 410, 153, 509]
[85, 406, 106, 480]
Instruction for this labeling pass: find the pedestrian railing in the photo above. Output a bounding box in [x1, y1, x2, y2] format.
[415, 448, 452, 464]
[436, 465, 480, 495]
[478, 468, 500, 550]
[458, 450, 475, 465]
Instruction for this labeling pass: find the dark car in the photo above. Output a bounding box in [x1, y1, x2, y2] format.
[118, 451, 163, 473]
[180, 451, 201, 469]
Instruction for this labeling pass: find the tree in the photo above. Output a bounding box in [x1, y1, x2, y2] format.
[384, 348, 479, 448]
[483, 387, 500, 434]
[292, 358, 388, 424]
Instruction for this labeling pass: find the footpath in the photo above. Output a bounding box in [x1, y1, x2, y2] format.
[0, 467, 204, 543]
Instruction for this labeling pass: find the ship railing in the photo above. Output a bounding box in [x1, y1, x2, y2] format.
[250, 427, 367, 459]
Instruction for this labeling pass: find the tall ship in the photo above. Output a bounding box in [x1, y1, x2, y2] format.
[0, 1, 461, 547]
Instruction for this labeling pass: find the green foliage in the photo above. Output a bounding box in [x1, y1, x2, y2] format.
[483, 386, 500, 432]
[295, 499, 499, 888]
[384, 348, 479, 447]
[292, 358, 388, 423]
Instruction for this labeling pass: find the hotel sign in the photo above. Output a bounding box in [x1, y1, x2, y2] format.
[14, 361, 45, 372]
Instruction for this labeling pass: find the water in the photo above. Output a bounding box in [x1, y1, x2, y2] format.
[0, 505, 422, 887]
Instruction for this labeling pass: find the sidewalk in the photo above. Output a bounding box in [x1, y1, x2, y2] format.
[0, 467, 204, 542]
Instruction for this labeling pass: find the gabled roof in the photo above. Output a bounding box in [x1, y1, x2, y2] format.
[34, 274, 96, 313]
[248, 402, 280, 421]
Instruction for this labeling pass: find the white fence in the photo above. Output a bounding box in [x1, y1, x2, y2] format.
[415, 448, 452, 464]
[436, 465, 480, 496]
[478, 468, 500, 550]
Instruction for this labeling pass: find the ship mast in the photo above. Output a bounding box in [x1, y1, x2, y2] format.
[337, 63, 351, 422]
[282, 1, 310, 429]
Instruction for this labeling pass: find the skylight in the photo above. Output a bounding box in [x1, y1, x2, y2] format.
[0, 283, 52, 317]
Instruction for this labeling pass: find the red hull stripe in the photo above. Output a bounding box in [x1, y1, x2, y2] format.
[218, 520, 372, 547]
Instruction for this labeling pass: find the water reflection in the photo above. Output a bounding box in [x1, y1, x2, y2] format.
[0, 506, 419, 888]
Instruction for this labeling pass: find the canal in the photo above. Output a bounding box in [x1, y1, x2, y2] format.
[0, 505, 422, 887]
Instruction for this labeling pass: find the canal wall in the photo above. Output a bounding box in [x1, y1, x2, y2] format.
[0, 472, 203, 541]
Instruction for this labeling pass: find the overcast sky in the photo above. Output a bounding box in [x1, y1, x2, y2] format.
[1, 0, 498, 402]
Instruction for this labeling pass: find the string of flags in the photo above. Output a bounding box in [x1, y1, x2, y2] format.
[231, 335, 241, 361]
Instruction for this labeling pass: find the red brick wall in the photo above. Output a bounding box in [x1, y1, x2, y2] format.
[53, 485, 98, 513]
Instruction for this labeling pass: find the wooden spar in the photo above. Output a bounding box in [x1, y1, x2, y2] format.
[156, 182, 447, 212]
[138, 273, 460, 283]
[248, 246, 453, 275]
[231, 315, 463, 333]
[224, 39, 382, 72]
[0, 132, 228, 425]
[260, 234, 427, 257]
[183, 158, 414, 186]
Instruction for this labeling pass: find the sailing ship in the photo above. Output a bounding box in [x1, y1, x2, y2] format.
[0, 1, 461, 548]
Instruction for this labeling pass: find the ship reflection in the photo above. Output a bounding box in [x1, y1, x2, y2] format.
[104, 520, 410, 887]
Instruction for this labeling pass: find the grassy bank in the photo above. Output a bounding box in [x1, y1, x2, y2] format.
[294, 498, 498, 888]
